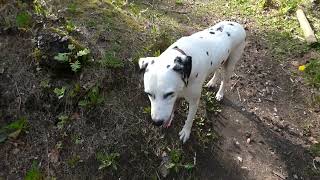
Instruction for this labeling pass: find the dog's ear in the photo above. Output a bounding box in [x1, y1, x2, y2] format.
[138, 57, 154, 74]
[173, 56, 192, 86]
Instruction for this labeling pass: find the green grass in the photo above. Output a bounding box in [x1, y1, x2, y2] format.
[78, 86, 104, 108]
[25, 161, 43, 180]
[304, 59, 320, 88]
[16, 11, 32, 28]
[100, 52, 124, 68]
[96, 152, 120, 171]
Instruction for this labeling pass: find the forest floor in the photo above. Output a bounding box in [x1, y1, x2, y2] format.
[1, 0, 320, 179]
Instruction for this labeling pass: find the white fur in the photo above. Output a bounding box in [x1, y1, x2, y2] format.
[139, 21, 246, 143]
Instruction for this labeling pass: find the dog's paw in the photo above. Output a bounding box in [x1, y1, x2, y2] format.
[205, 81, 216, 88]
[215, 92, 224, 101]
[179, 127, 191, 143]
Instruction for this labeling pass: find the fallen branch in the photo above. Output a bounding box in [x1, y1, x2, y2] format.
[296, 9, 317, 44]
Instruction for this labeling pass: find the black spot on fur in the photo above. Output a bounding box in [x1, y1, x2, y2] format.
[173, 56, 192, 86]
[195, 73, 198, 78]
[151, 60, 155, 64]
[206, 51, 209, 56]
[167, 65, 170, 68]
[211, 61, 212, 66]
[229, 23, 234, 26]
[226, 32, 231, 36]
[209, 31, 215, 34]
[200, 36, 203, 38]
[221, 60, 225, 65]
[228, 49, 230, 53]
[216, 26, 224, 32]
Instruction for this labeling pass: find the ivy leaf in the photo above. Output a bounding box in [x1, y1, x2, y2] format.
[70, 60, 81, 72]
[68, 44, 76, 50]
[77, 48, 90, 57]
[54, 53, 69, 62]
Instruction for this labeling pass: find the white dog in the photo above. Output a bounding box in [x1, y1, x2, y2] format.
[139, 21, 246, 143]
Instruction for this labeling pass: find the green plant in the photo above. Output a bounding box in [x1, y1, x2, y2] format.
[203, 91, 222, 113]
[310, 143, 320, 157]
[0, 117, 28, 142]
[66, 20, 76, 32]
[16, 11, 32, 28]
[67, 155, 82, 168]
[68, 83, 81, 98]
[304, 59, 320, 88]
[54, 44, 90, 72]
[33, 0, 48, 16]
[25, 161, 43, 180]
[100, 52, 124, 68]
[143, 106, 151, 114]
[78, 86, 104, 108]
[57, 114, 70, 129]
[166, 149, 195, 173]
[96, 152, 120, 170]
[175, 0, 183, 5]
[54, 87, 66, 99]
[153, 50, 161, 57]
[67, 3, 77, 14]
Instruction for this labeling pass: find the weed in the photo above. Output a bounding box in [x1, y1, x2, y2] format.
[203, 91, 221, 113]
[143, 106, 151, 114]
[25, 161, 43, 180]
[175, 0, 183, 5]
[68, 83, 81, 98]
[65, 20, 76, 33]
[67, 155, 82, 168]
[153, 50, 161, 57]
[310, 143, 320, 157]
[16, 11, 32, 28]
[96, 152, 120, 170]
[67, 3, 77, 14]
[32, 48, 42, 62]
[78, 86, 104, 108]
[33, 0, 48, 17]
[100, 52, 124, 68]
[40, 79, 50, 89]
[304, 59, 320, 88]
[54, 44, 90, 72]
[57, 114, 70, 129]
[166, 149, 195, 173]
[54, 87, 66, 99]
[0, 117, 28, 141]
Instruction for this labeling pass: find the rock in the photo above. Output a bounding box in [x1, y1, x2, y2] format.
[246, 138, 251, 144]
[159, 152, 170, 177]
[293, 174, 298, 179]
[237, 156, 243, 163]
[308, 137, 319, 144]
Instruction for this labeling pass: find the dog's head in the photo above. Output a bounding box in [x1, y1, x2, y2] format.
[139, 55, 192, 127]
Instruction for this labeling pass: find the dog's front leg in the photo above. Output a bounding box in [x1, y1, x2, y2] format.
[179, 97, 200, 143]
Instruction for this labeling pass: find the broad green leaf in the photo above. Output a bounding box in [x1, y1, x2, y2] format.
[54, 53, 69, 62]
[77, 48, 90, 57]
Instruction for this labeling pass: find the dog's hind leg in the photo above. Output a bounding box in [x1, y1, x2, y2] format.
[216, 42, 245, 101]
[205, 69, 220, 88]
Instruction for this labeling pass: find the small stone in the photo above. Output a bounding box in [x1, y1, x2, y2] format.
[309, 137, 319, 144]
[293, 174, 298, 179]
[291, 61, 300, 67]
[237, 156, 243, 163]
[246, 138, 251, 144]
[0, 68, 4, 74]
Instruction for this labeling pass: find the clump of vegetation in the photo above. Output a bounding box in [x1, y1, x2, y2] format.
[202, 91, 221, 113]
[310, 143, 320, 157]
[67, 155, 82, 168]
[57, 114, 70, 129]
[0, 117, 28, 142]
[54, 87, 66, 99]
[166, 149, 194, 173]
[16, 11, 32, 28]
[100, 52, 124, 68]
[304, 59, 320, 88]
[78, 86, 104, 108]
[25, 161, 43, 180]
[54, 44, 90, 72]
[96, 152, 120, 170]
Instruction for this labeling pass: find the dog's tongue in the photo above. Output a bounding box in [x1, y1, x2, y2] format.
[163, 118, 172, 128]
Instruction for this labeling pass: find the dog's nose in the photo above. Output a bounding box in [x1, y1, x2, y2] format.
[152, 120, 164, 127]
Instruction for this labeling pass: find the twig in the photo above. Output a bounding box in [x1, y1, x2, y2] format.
[272, 171, 286, 179]
[296, 9, 317, 44]
[15, 82, 21, 111]
[237, 87, 242, 102]
[231, 79, 240, 91]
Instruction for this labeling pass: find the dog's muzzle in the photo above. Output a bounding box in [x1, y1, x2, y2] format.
[152, 120, 164, 127]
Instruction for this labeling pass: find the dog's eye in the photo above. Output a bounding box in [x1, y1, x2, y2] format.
[163, 92, 174, 99]
[145, 92, 154, 99]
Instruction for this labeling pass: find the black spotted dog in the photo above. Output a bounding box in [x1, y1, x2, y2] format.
[138, 21, 246, 143]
